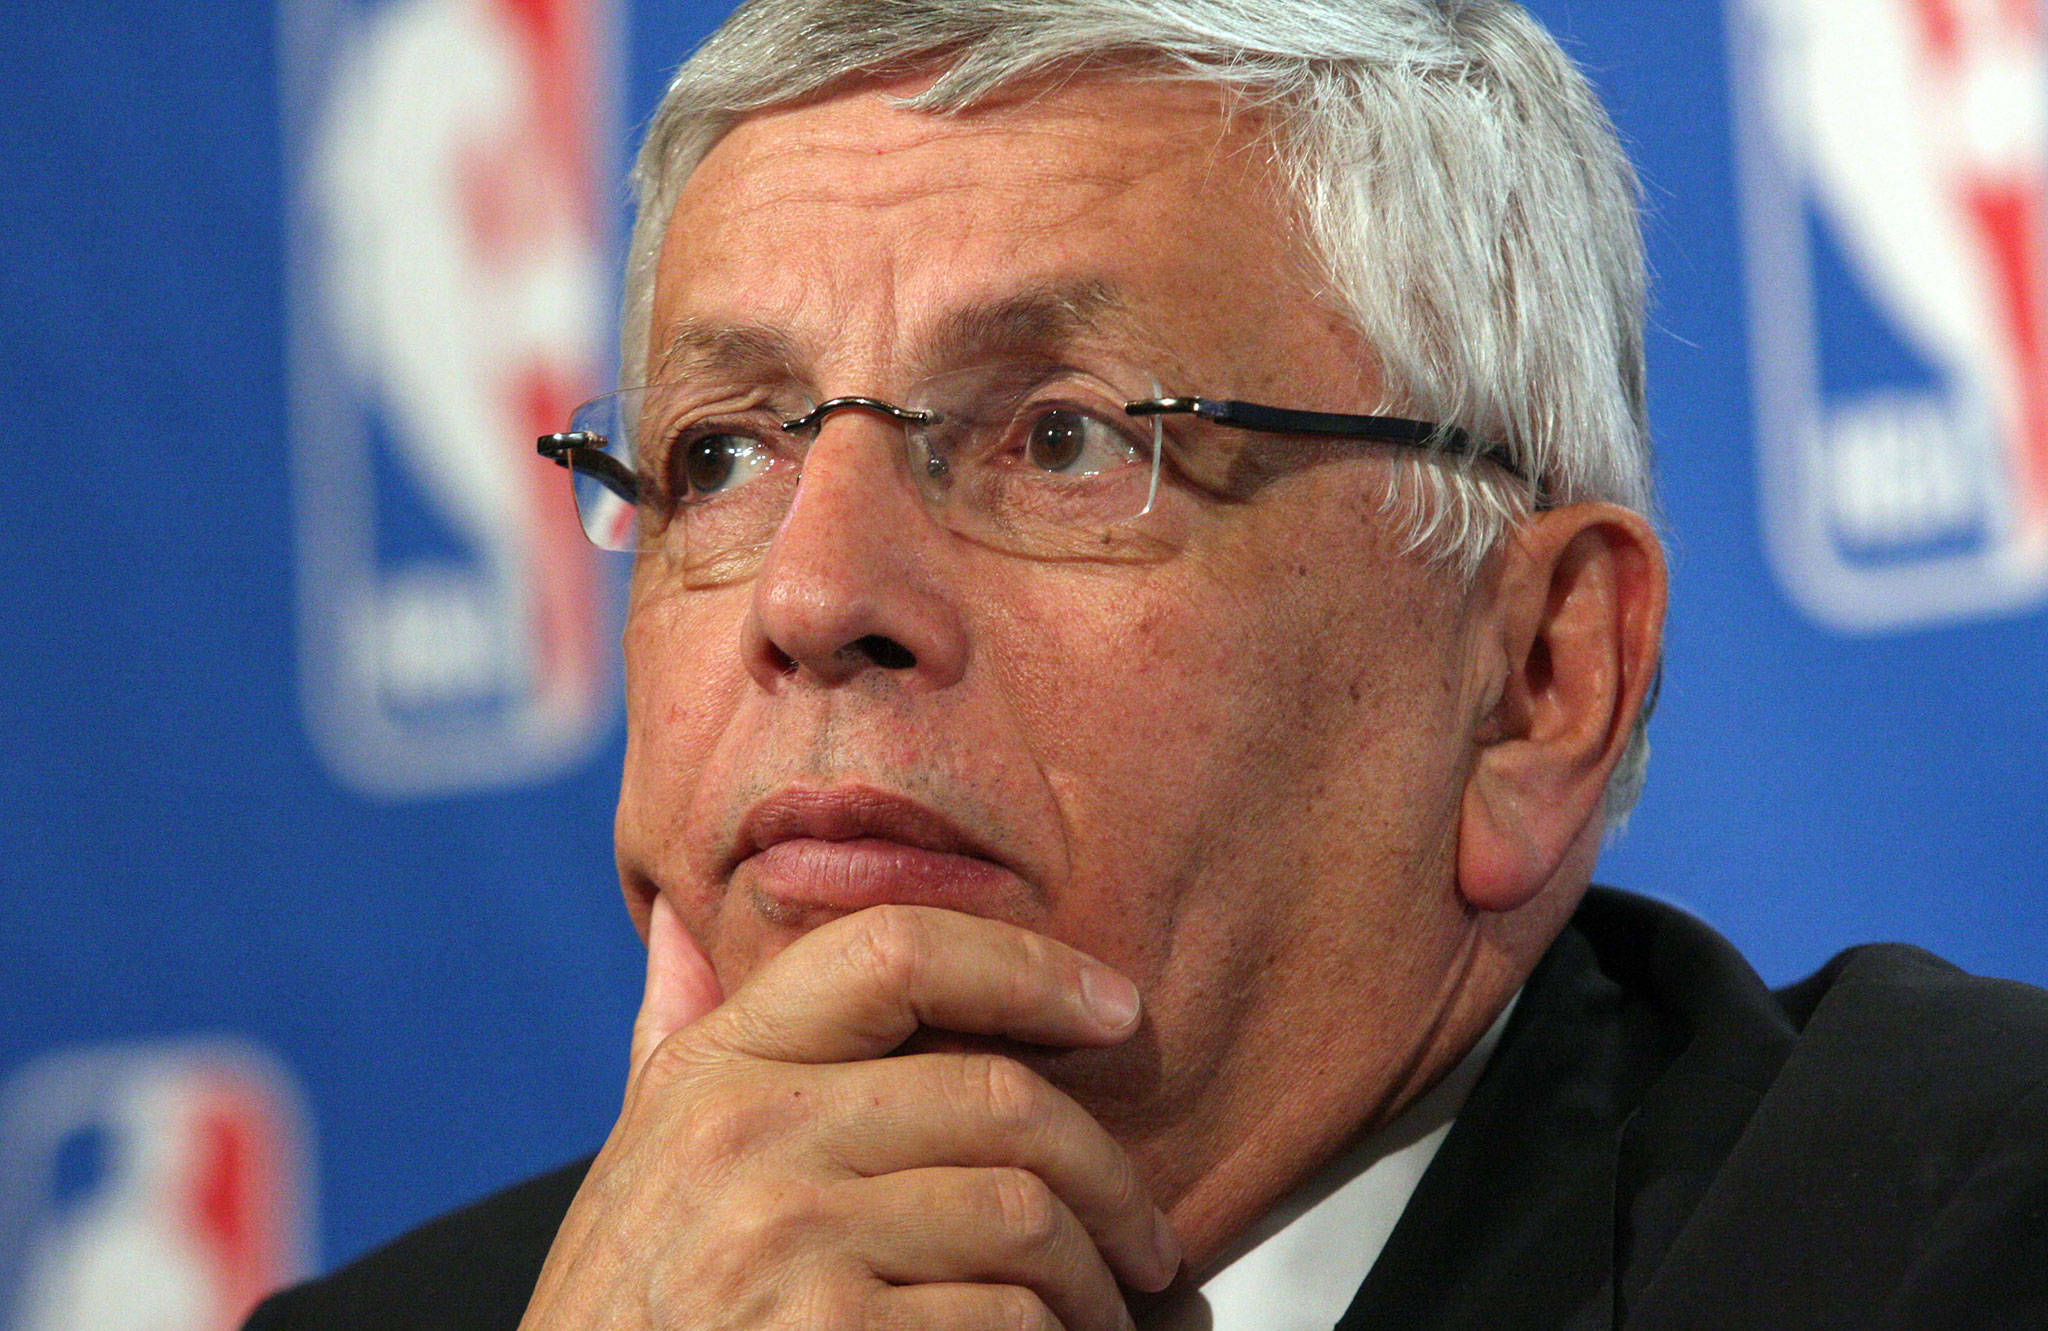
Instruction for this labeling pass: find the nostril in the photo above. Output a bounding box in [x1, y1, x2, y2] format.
[852, 634, 917, 670]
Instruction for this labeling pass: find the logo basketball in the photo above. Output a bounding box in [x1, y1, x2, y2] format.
[1732, 0, 2048, 631]
[284, 0, 623, 795]
[0, 1042, 311, 1331]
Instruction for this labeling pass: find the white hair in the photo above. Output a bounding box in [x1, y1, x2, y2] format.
[623, 0, 1656, 820]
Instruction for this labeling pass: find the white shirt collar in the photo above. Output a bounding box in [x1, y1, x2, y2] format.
[1145, 997, 1517, 1331]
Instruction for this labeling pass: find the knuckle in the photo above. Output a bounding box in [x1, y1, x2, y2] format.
[665, 1077, 771, 1169]
[1008, 925, 1058, 975]
[969, 1053, 1042, 1133]
[723, 1175, 827, 1258]
[1100, 1148, 1147, 1223]
[849, 905, 927, 994]
[996, 930, 1057, 1007]
[987, 1167, 1062, 1253]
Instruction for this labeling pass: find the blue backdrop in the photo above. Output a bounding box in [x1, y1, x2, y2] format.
[3, 1, 2043, 1324]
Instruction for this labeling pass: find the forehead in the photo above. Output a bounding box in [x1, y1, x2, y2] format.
[649, 74, 1338, 385]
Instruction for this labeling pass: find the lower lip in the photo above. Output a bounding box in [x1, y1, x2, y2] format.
[741, 837, 1018, 914]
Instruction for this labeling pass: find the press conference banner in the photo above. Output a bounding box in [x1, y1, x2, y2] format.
[2, 2, 2042, 1327]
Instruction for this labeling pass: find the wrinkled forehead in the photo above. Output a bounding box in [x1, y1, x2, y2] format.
[647, 280, 1162, 389]
[644, 75, 1336, 394]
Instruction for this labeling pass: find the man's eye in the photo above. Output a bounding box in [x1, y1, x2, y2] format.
[674, 433, 773, 500]
[1023, 408, 1141, 477]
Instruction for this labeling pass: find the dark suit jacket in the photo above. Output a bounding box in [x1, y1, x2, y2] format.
[246, 889, 2048, 1329]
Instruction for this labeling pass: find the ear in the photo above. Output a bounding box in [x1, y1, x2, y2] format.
[1457, 502, 1666, 913]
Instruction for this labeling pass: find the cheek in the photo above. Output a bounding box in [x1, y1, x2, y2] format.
[982, 564, 1329, 936]
[990, 514, 1467, 926]
[616, 587, 749, 864]
[1005, 564, 1355, 793]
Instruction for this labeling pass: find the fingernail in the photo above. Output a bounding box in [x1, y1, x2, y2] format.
[1151, 1207, 1182, 1288]
[1080, 966, 1141, 1030]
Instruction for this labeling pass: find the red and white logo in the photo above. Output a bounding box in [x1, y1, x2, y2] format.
[0, 1042, 311, 1331]
[284, 0, 623, 794]
[1732, 0, 2048, 630]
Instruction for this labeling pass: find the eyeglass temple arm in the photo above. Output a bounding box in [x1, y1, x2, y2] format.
[538, 432, 640, 505]
[1126, 397, 1528, 484]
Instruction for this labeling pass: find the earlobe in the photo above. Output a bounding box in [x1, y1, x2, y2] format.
[1456, 503, 1666, 914]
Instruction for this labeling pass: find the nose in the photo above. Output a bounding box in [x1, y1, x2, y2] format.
[741, 411, 970, 690]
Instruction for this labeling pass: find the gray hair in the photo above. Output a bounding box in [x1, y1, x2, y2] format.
[624, 0, 1656, 820]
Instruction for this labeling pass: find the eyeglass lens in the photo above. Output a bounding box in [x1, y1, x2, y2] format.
[562, 362, 1169, 583]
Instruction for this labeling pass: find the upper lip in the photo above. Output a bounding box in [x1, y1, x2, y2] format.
[731, 784, 1004, 871]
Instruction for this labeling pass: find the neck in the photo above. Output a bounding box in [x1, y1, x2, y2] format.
[1138, 919, 1521, 1279]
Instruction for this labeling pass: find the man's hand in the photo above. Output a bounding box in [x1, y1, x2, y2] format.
[519, 898, 1180, 1330]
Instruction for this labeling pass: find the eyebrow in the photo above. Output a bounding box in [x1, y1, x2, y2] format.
[648, 279, 1143, 386]
[919, 279, 1137, 370]
[652, 321, 804, 385]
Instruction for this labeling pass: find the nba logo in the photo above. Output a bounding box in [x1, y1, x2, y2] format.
[1732, 0, 2048, 631]
[282, 0, 624, 795]
[0, 1042, 311, 1331]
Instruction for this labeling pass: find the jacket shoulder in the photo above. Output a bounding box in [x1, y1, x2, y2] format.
[1774, 938, 2048, 1116]
[1631, 928, 2048, 1327]
[243, 1158, 590, 1331]
[1784, 937, 2048, 1035]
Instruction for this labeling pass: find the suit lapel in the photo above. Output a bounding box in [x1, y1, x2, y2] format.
[1334, 890, 1796, 1330]
[1335, 925, 1639, 1328]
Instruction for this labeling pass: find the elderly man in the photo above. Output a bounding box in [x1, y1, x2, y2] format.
[252, 1, 2048, 1327]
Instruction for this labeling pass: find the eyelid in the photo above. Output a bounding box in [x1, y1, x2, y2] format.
[974, 372, 1142, 427]
[946, 387, 1147, 459]
[648, 402, 794, 463]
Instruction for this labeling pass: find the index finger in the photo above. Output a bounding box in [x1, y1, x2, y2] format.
[630, 891, 726, 1077]
[692, 904, 1143, 1064]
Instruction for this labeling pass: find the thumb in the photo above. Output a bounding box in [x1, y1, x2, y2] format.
[630, 893, 724, 1078]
